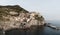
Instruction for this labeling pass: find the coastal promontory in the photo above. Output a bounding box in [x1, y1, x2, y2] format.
[0, 5, 45, 31]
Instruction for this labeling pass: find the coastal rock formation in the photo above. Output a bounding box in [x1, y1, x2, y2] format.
[0, 5, 45, 31]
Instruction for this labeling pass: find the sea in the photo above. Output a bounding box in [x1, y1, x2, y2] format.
[0, 20, 60, 35]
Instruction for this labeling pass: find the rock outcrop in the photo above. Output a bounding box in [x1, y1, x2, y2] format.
[0, 5, 45, 31]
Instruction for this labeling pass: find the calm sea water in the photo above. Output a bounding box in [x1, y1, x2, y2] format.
[0, 20, 60, 35]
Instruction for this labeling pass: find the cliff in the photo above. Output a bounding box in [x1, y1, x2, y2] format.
[0, 5, 45, 31]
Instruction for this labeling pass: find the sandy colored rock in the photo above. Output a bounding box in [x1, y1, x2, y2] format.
[0, 5, 45, 31]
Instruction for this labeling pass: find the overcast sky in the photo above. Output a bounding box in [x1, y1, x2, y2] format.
[0, 0, 60, 20]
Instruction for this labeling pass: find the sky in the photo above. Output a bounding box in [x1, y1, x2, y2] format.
[0, 0, 60, 20]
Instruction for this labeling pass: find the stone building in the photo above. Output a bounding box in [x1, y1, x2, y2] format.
[0, 5, 45, 31]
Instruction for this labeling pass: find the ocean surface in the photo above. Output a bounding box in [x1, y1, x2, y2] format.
[0, 20, 60, 35]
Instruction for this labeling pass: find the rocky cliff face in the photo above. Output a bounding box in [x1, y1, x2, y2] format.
[0, 5, 45, 31]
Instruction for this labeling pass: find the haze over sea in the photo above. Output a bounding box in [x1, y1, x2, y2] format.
[0, 0, 60, 35]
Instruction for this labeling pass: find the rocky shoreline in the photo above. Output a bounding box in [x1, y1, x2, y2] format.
[0, 5, 60, 35]
[0, 5, 45, 31]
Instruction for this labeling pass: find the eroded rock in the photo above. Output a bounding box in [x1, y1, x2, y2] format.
[0, 5, 45, 31]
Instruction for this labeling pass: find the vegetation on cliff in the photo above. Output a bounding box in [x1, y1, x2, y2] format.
[0, 5, 45, 31]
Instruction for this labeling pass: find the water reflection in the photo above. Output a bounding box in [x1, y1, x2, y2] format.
[5, 26, 44, 35]
[1, 25, 60, 35]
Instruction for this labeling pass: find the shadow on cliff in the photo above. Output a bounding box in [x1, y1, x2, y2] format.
[5, 26, 44, 35]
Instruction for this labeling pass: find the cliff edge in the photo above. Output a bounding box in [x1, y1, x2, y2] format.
[0, 5, 45, 31]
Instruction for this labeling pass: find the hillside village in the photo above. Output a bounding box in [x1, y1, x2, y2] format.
[0, 5, 45, 31]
